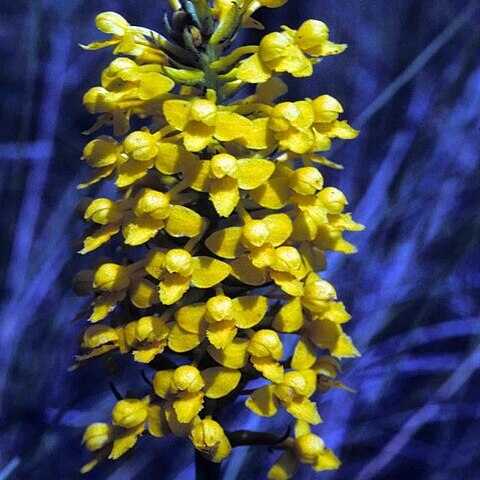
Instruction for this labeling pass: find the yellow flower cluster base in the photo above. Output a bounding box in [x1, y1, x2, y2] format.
[74, 1, 363, 478]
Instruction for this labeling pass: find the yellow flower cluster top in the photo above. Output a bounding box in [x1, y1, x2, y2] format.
[75, 1, 362, 478]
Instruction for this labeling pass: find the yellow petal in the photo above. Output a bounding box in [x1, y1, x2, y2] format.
[165, 205, 205, 238]
[129, 278, 158, 309]
[245, 385, 278, 417]
[208, 338, 249, 369]
[233, 296, 268, 328]
[163, 99, 190, 130]
[137, 72, 174, 100]
[144, 247, 167, 279]
[77, 165, 115, 189]
[236, 53, 272, 83]
[89, 292, 123, 323]
[273, 298, 304, 332]
[206, 321, 238, 349]
[294, 420, 311, 438]
[191, 257, 231, 288]
[321, 301, 351, 324]
[214, 112, 252, 141]
[236, 159, 275, 190]
[291, 337, 317, 370]
[122, 215, 164, 245]
[270, 271, 304, 297]
[153, 370, 174, 398]
[250, 177, 290, 209]
[80, 223, 120, 254]
[230, 255, 266, 286]
[168, 323, 202, 353]
[205, 227, 244, 259]
[313, 448, 341, 471]
[183, 122, 214, 152]
[332, 332, 360, 359]
[133, 347, 163, 363]
[147, 404, 170, 438]
[202, 367, 241, 399]
[173, 391, 205, 423]
[176, 304, 206, 333]
[284, 397, 321, 424]
[264, 213, 293, 246]
[159, 273, 190, 304]
[267, 450, 297, 480]
[115, 159, 150, 187]
[164, 403, 199, 437]
[109, 424, 145, 459]
[155, 143, 198, 175]
[209, 177, 240, 217]
[283, 370, 317, 398]
[187, 160, 211, 191]
[240, 117, 274, 150]
[251, 356, 284, 383]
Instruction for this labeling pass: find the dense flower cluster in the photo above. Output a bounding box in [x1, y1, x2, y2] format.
[75, 1, 362, 477]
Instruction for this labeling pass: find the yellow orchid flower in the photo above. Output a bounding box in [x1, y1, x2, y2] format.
[237, 20, 346, 84]
[145, 248, 231, 305]
[169, 294, 268, 351]
[245, 369, 321, 424]
[77, 1, 363, 475]
[163, 94, 253, 152]
[247, 329, 284, 382]
[190, 418, 232, 463]
[189, 153, 275, 216]
[83, 57, 174, 135]
[81, 12, 168, 64]
[267, 420, 340, 480]
[153, 365, 241, 423]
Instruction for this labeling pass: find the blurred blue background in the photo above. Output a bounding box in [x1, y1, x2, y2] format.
[1, 0, 479, 479]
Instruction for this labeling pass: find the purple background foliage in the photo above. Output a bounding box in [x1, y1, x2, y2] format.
[1, 1, 479, 479]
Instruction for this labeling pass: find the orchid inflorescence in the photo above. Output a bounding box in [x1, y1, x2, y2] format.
[75, 1, 362, 477]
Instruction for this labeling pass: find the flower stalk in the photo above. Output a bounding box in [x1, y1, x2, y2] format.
[75, 1, 363, 478]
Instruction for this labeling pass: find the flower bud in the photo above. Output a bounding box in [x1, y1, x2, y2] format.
[205, 295, 234, 323]
[145, 248, 166, 279]
[311, 95, 343, 123]
[112, 398, 149, 429]
[210, 153, 237, 179]
[95, 11, 130, 35]
[93, 263, 130, 292]
[134, 188, 170, 219]
[302, 278, 337, 313]
[165, 249, 194, 276]
[317, 187, 347, 214]
[295, 20, 329, 53]
[82, 325, 119, 349]
[190, 419, 232, 463]
[272, 246, 303, 273]
[289, 167, 324, 195]
[84, 198, 123, 225]
[172, 365, 205, 392]
[295, 433, 325, 463]
[248, 329, 283, 360]
[123, 131, 159, 161]
[190, 98, 216, 121]
[242, 220, 270, 248]
[270, 102, 314, 131]
[82, 423, 113, 451]
[82, 136, 120, 167]
[135, 316, 169, 342]
[83, 87, 116, 114]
